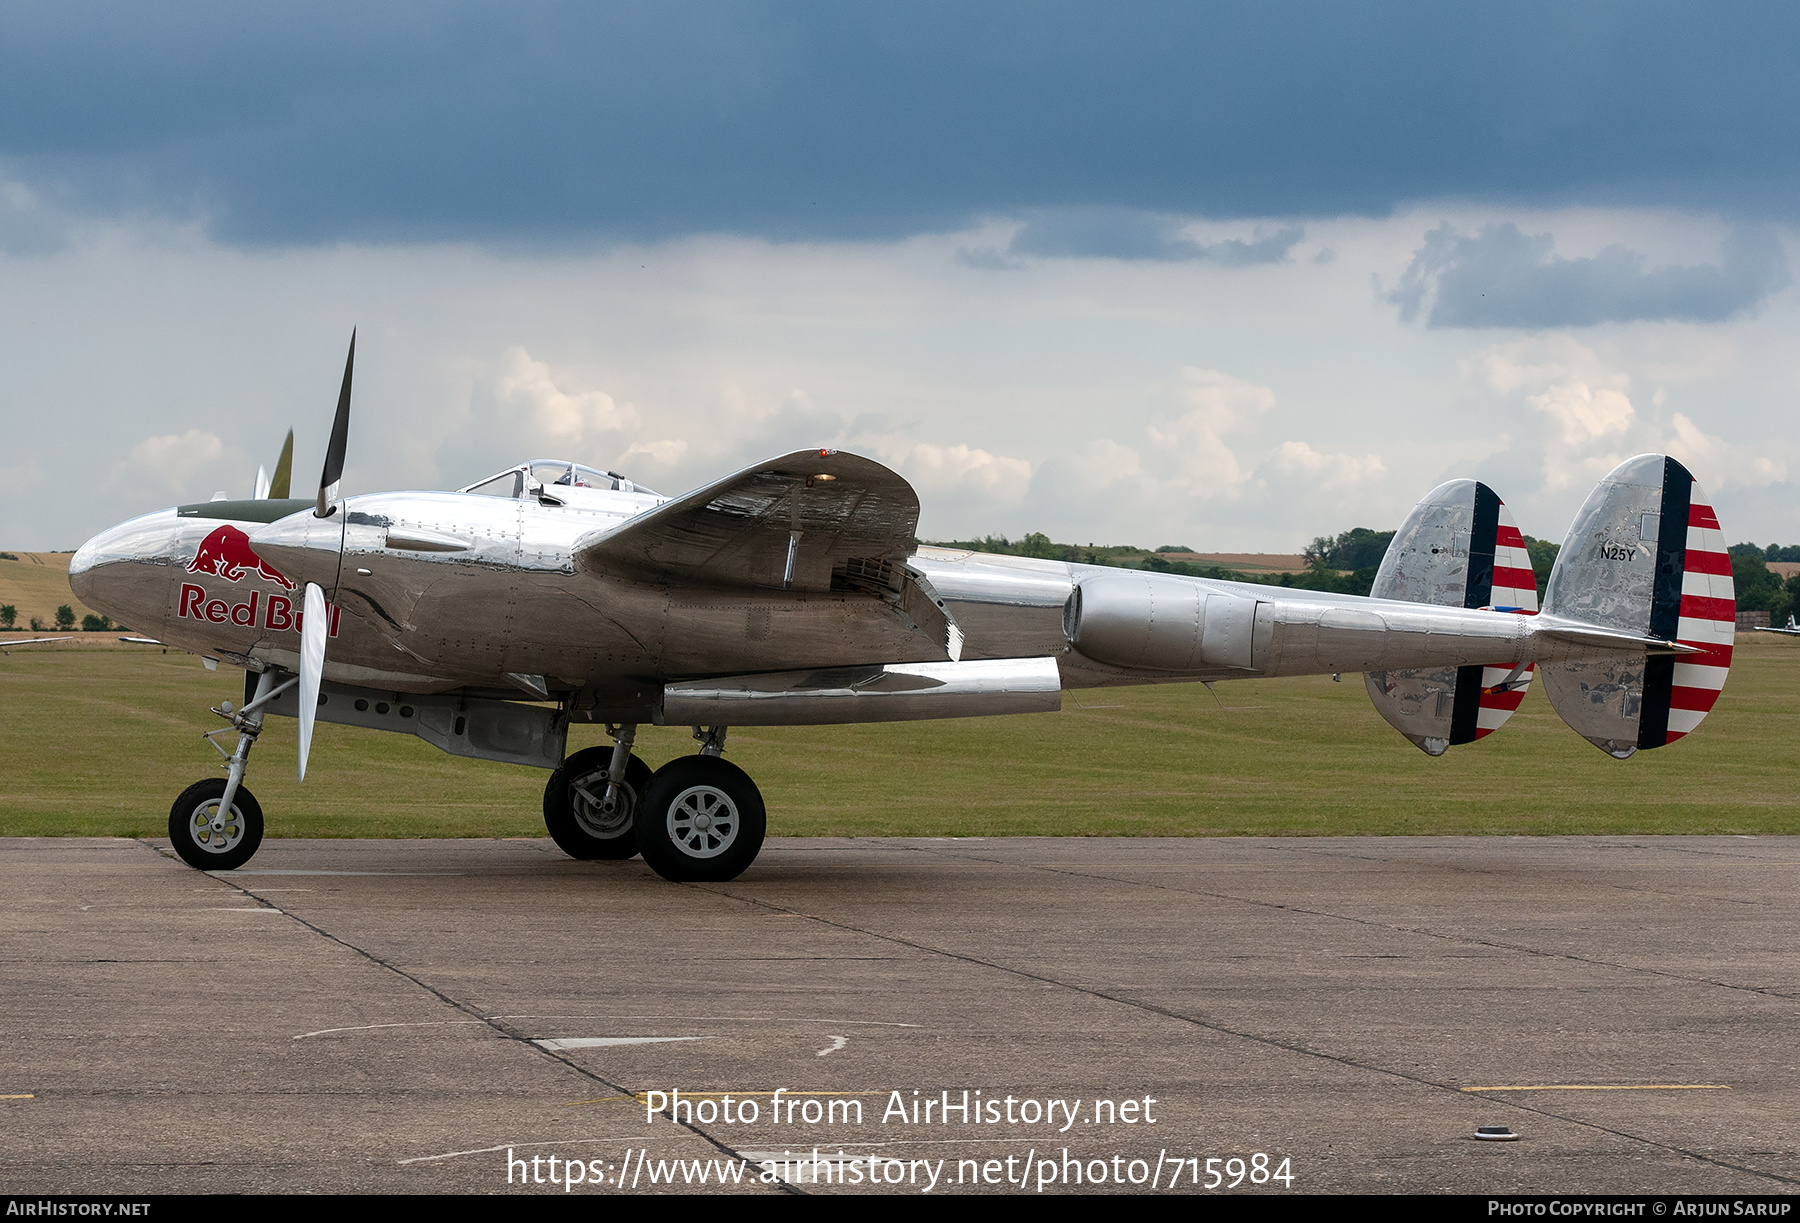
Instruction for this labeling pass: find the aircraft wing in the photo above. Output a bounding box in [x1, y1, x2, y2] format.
[1, 636, 74, 648]
[1752, 625, 1800, 636]
[573, 449, 920, 592]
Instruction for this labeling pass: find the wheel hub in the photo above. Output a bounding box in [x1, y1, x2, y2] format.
[667, 786, 739, 858]
[570, 772, 634, 839]
[190, 802, 243, 853]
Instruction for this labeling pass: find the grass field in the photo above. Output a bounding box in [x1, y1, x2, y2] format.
[2, 634, 1797, 839]
[0, 551, 100, 630]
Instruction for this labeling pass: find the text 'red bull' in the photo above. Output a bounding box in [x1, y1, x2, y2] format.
[177, 584, 342, 637]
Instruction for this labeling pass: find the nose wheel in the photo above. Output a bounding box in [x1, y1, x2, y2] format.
[168, 778, 265, 871]
[635, 755, 766, 882]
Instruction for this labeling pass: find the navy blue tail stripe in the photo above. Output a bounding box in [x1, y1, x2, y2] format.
[1449, 663, 1485, 745]
[1637, 457, 1692, 749]
[1462, 481, 1500, 610]
[1449, 482, 1502, 745]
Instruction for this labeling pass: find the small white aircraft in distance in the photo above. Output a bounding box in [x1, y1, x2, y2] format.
[1, 636, 74, 649]
[71, 335, 1736, 880]
[1753, 613, 1800, 636]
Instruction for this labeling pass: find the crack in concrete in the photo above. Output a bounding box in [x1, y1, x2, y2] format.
[133, 838, 798, 1196]
[700, 842, 1799, 1191]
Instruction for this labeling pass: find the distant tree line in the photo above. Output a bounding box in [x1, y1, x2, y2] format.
[1744, 543, 1800, 562]
[1304, 527, 1392, 570]
[927, 530, 1390, 595]
[1728, 544, 1800, 624]
[936, 531, 1800, 615]
[0, 604, 118, 632]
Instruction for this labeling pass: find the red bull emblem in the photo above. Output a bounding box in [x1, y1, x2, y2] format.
[180, 525, 337, 636]
[187, 525, 295, 590]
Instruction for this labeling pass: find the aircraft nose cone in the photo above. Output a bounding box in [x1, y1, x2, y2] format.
[68, 539, 105, 609]
[67, 509, 183, 625]
[69, 534, 104, 587]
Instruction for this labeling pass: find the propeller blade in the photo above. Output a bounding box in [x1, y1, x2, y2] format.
[269, 428, 294, 499]
[297, 581, 328, 782]
[316, 331, 354, 517]
[253, 464, 270, 500]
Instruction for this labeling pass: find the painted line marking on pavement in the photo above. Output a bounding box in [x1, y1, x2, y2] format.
[211, 869, 465, 876]
[398, 1137, 658, 1165]
[293, 1021, 488, 1040]
[1462, 1084, 1730, 1092]
[492, 1013, 919, 1027]
[534, 1036, 712, 1051]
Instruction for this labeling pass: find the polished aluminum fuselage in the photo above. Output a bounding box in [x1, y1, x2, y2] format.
[73, 491, 1087, 699]
[71, 483, 1599, 721]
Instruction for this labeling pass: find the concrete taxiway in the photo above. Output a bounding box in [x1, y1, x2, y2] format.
[3, 835, 1799, 1195]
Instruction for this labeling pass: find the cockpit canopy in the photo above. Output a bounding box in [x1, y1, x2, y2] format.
[459, 460, 660, 503]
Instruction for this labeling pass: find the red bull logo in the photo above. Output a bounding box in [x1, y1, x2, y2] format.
[180, 526, 337, 636]
[187, 525, 295, 590]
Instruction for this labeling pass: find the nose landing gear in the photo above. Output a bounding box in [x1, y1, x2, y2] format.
[167, 669, 292, 871]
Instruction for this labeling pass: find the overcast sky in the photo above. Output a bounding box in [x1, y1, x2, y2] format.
[6, 2, 1800, 551]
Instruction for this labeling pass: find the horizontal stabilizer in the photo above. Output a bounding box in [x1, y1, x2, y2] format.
[1537, 454, 1734, 757]
[1531, 623, 1702, 655]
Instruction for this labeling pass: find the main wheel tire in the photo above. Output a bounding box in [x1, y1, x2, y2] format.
[635, 755, 766, 882]
[168, 779, 264, 871]
[544, 747, 653, 860]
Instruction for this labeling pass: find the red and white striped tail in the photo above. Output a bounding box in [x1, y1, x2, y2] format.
[1663, 493, 1734, 743]
[1471, 502, 1539, 739]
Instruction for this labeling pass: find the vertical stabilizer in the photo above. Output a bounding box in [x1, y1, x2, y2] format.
[1538, 454, 1733, 757]
[1365, 479, 1537, 755]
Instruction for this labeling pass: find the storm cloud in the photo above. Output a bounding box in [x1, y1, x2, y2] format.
[6, 3, 1800, 247]
[1002, 210, 1303, 265]
[1389, 223, 1791, 328]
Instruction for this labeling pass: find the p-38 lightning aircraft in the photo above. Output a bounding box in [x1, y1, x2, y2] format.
[71, 337, 1736, 881]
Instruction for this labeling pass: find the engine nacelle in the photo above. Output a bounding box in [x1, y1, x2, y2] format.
[660, 657, 1062, 726]
[1064, 573, 1263, 672]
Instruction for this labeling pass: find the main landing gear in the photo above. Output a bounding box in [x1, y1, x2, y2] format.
[541, 723, 767, 883]
[168, 668, 292, 871]
[164, 679, 766, 882]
